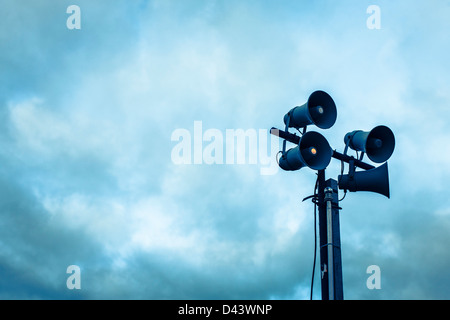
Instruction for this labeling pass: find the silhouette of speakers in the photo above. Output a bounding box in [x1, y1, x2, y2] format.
[284, 90, 337, 129]
[344, 125, 395, 163]
[279, 131, 332, 171]
[338, 162, 390, 198]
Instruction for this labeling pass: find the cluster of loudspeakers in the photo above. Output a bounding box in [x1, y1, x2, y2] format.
[278, 90, 395, 198]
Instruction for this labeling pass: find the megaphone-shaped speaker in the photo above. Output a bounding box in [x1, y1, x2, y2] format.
[344, 125, 395, 163]
[338, 162, 390, 198]
[284, 90, 337, 129]
[279, 131, 332, 171]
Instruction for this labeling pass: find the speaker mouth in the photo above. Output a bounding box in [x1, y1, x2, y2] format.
[307, 90, 337, 129]
[298, 131, 332, 170]
[366, 125, 395, 163]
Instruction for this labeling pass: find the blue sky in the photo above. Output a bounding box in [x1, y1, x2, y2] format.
[1, 0, 450, 299]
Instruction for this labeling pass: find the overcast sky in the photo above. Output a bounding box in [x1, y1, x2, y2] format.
[1, 0, 450, 299]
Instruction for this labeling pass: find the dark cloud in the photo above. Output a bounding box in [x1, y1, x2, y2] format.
[0, 165, 101, 299]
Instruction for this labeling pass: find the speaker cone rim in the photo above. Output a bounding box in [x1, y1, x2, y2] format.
[298, 131, 332, 170]
[307, 90, 337, 129]
[366, 125, 395, 163]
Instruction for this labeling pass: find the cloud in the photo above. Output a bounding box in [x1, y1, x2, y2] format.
[0, 0, 450, 300]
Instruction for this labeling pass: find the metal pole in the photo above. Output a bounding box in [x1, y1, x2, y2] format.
[324, 187, 334, 300]
[317, 170, 329, 300]
[318, 177, 344, 300]
[326, 179, 344, 300]
[269, 128, 345, 299]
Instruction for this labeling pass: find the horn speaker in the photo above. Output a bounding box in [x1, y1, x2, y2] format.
[338, 162, 390, 198]
[344, 125, 395, 163]
[279, 131, 332, 171]
[284, 90, 337, 129]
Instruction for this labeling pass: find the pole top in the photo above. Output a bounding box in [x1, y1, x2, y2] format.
[324, 187, 334, 201]
[324, 187, 333, 194]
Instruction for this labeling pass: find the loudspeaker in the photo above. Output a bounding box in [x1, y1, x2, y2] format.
[279, 131, 332, 171]
[344, 125, 395, 163]
[338, 162, 390, 198]
[284, 90, 337, 129]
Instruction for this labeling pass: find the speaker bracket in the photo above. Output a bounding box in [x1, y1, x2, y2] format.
[359, 152, 365, 161]
[282, 117, 290, 155]
[348, 158, 356, 180]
